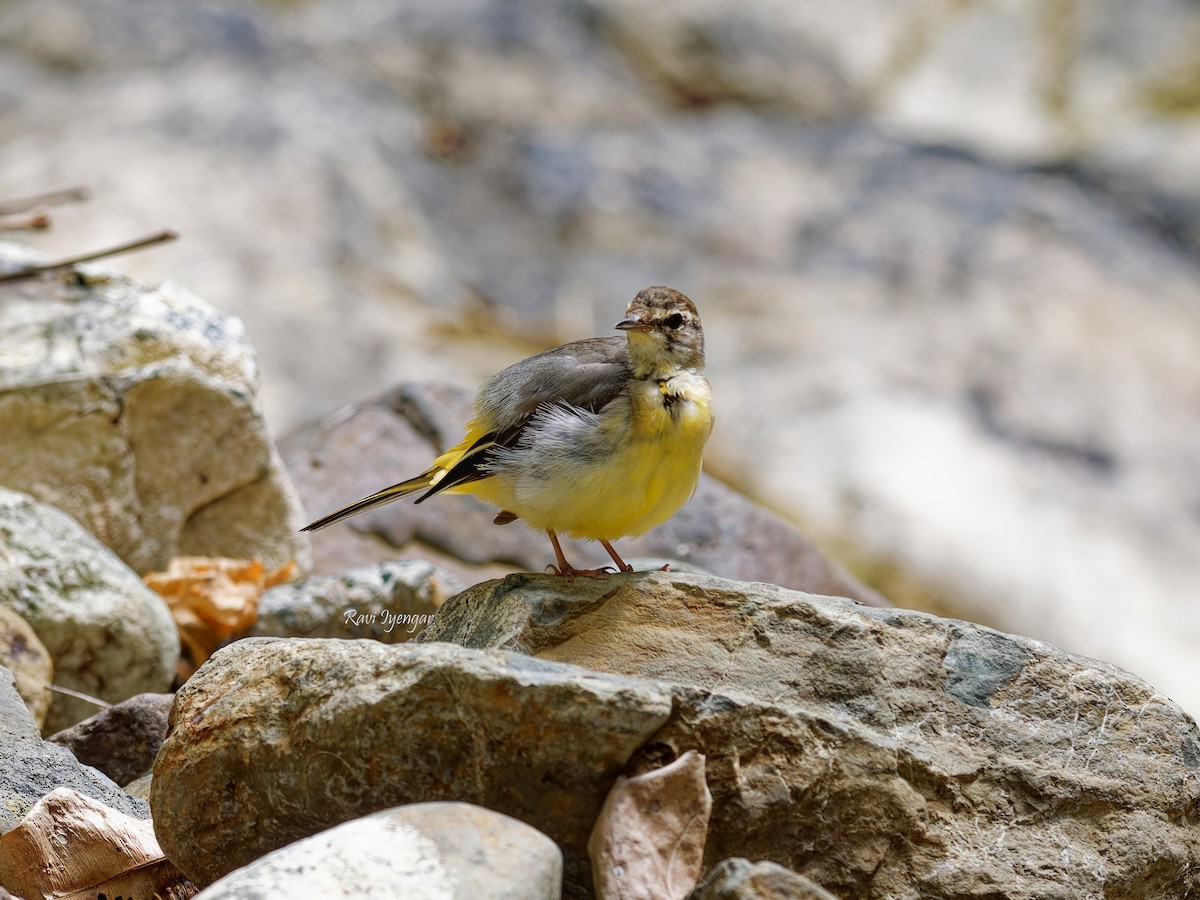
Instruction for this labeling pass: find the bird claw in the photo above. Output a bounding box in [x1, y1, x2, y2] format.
[545, 563, 618, 580]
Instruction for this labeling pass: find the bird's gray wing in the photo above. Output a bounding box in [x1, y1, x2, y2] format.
[416, 336, 631, 501]
[475, 336, 631, 429]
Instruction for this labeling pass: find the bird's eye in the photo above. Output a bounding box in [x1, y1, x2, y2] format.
[665, 313, 684, 329]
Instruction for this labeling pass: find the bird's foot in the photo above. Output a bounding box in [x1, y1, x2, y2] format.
[545, 563, 618, 580]
[599, 540, 634, 574]
[659, 563, 671, 572]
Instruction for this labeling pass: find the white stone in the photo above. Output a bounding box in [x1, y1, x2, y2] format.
[194, 802, 563, 900]
[0, 249, 309, 576]
[0, 487, 179, 731]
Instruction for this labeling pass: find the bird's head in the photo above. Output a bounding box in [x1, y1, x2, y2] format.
[615, 286, 705, 376]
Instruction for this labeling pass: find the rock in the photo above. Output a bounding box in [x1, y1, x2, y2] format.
[244, 559, 462, 642]
[48, 692, 173, 786]
[5, 0, 1200, 722]
[689, 858, 838, 900]
[124, 770, 153, 802]
[151, 637, 672, 889]
[0, 487, 179, 731]
[0, 786, 190, 900]
[193, 801, 562, 900]
[872, 0, 1200, 184]
[588, 0, 858, 117]
[281, 383, 885, 606]
[0, 248, 309, 576]
[418, 572, 1200, 899]
[0, 605, 52, 729]
[0, 666, 148, 832]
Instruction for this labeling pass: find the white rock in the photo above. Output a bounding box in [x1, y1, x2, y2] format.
[0, 248, 309, 576]
[194, 801, 563, 900]
[0, 487, 179, 731]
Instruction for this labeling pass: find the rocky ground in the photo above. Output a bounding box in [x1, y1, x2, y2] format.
[0, 0, 1198, 719]
[1, 248, 1198, 898]
[2, 1, 1200, 896]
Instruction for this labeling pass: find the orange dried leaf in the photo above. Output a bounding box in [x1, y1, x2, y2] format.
[264, 558, 300, 588]
[144, 557, 299, 675]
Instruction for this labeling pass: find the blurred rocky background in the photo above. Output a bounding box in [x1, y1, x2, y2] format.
[1, 0, 1198, 717]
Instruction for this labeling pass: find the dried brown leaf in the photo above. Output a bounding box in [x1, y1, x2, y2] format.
[588, 750, 712, 900]
[0, 787, 194, 899]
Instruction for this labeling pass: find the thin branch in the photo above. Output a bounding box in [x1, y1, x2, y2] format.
[50, 683, 112, 709]
[0, 186, 90, 216]
[0, 210, 51, 231]
[0, 230, 179, 284]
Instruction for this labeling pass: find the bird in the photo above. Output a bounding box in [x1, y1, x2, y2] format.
[301, 286, 714, 577]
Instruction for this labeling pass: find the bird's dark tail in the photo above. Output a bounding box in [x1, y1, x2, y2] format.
[300, 472, 434, 532]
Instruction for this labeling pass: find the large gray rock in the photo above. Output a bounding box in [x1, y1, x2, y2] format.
[419, 572, 1200, 899]
[0, 248, 308, 576]
[588, 0, 1200, 206]
[0, 666, 149, 832]
[150, 637, 672, 889]
[193, 802, 562, 900]
[0, 487, 178, 731]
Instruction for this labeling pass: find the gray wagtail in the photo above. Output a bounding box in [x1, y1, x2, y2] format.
[302, 286, 714, 577]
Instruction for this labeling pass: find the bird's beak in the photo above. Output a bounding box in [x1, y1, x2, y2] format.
[615, 315, 649, 331]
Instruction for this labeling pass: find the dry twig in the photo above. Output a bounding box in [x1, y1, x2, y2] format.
[0, 186, 90, 215]
[49, 684, 112, 710]
[0, 229, 178, 284]
[0, 209, 51, 231]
